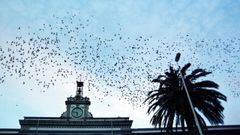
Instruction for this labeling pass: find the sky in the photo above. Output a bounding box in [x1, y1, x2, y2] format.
[0, 0, 240, 128]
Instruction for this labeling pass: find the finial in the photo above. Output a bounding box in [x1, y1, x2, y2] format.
[76, 81, 84, 97]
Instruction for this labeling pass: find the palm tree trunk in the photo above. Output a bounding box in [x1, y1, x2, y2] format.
[181, 117, 185, 134]
[185, 116, 196, 135]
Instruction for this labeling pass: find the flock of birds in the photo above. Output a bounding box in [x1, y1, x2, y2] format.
[0, 12, 240, 107]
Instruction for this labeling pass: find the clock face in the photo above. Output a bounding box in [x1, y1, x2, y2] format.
[71, 107, 83, 118]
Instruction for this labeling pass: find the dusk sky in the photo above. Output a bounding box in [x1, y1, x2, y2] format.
[0, 0, 240, 128]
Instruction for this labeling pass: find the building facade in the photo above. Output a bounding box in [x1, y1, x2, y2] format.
[16, 81, 133, 135]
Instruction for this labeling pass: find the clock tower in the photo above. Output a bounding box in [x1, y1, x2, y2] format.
[61, 81, 93, 119]
[18, 80, 133, 134]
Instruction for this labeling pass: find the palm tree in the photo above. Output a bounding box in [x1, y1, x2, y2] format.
[145, 63, 227, 135]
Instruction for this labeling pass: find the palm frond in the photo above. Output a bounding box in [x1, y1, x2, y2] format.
[193, 80, 219, 89]
[181, 63, 191, 76]
[186, 68, 212, 81]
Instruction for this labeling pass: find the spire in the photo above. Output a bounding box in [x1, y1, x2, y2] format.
[76, 81, 84, 97]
